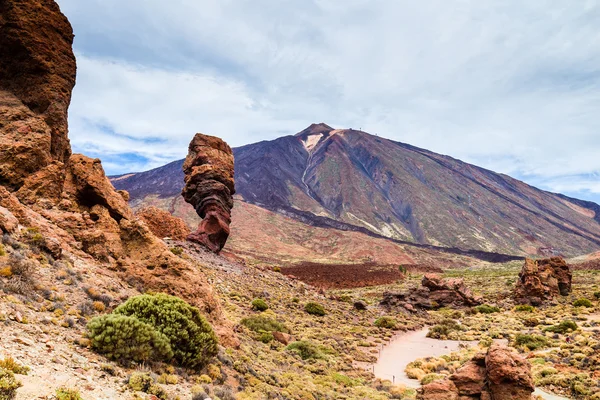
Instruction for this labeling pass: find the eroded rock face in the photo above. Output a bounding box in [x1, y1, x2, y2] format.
[182, 134, 235, 253]
[0, 0, 236, 344]
[381, 274, 482, 312]
[0, 0, 76, 189]
[418, 344, 534, 400]
[514, 257, 572, 305]
[136, 206, 191, 240]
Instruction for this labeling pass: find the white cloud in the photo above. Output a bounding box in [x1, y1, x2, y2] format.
[57, 0, 600, 201]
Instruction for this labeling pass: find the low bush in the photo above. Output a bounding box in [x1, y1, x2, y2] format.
[473, 304, 500, 314]
[573, 298, 593, 308]
[113, 293, 218, 369]
[374, 316, 397, 329]
[0, 357, 29, 375]
[55, 387, 83, 400]
[593, 292, 600, 300]
[544, 320, 578, 334]
[286, 341, 325, 360]
[514, 334, 549, 351]
[304, 302, 326, 316]
[427, 319, 464, 339]
[240, 315, 289, 334]
[0, 367, 22, 400]
[515, 305, 535, 312]
[251, 298, 269, 311]
[87, 314, 173, 363]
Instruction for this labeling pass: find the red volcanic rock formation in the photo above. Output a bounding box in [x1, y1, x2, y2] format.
[182, 134, 235, 253]
[514, 257, 572, 305]
[418, 344, 534, 400]
[0, 0, 76, 189]
[381, 273, 482, 312]
[136, 206, 191, 240]
[0, 0, 239, 345]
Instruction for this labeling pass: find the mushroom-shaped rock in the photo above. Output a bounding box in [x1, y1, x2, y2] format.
[182, 133, 235, 253]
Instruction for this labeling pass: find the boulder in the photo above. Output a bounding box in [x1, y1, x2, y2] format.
[514, 257, 572, 305]
[136, 206, 191, 241]
[418, 344, 534, 400]
[182, 134, 235, 253]
[0, 206, 18, 233]
[381, 274, 482, 311]
[272, 331, 294, 345]
[485, 344, 535, 400]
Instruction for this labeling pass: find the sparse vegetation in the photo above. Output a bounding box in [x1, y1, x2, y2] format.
[374, 316, 397, 329]
[286, 341, 325, 360]
[251, 298, 269, 311]
[544, 320, 578, 334]
[514, 304, 535, 312]
[473, 304, 500, 314]
[0, 357, 29, 375]
[87, 314, 173, 363]
[304, 301, 326, 316]
[55, 387, 83, 400]
[573, 298, 593, 308]
[0, 367, 22, 400]
[514, 334, 549, 351]
[112, 293, 218, 369]
[240, 315, 289, 334]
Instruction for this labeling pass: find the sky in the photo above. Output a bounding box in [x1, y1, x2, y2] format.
[55, 0, 600, 203]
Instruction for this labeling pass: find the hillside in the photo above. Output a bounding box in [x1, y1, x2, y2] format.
[112, 123, 600, 257]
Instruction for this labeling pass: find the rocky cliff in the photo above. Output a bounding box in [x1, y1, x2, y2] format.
[0, 0, 234, 343]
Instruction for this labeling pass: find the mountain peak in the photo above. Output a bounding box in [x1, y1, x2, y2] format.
[296, 123, 334, 137]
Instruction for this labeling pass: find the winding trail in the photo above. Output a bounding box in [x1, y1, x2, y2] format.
[370, 327, 571, 400]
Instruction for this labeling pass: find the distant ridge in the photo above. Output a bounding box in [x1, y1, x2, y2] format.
[111, 124, 600, 258]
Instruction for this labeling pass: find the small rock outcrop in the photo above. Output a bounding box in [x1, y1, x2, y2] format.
[182, 133, 235, 253]
[136, 206, 191, 241]
[381, 274, 482, 311]
[418, 344, 534, 400]
[514, 257, 572, 305]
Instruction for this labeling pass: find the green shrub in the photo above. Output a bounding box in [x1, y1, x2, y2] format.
[515, 305, 535, 312]
[240, 316, 288, 333]
[304, 302, 326, 316]
[573, 298, 593, 308]
[0, 357, 29, 375]
[55, 387, 83, 400]
[474, 304, 500, 314]
[0, 367, 22, 400]
[251, 298, 269, 311]
[374, 316, 397, 329]
[544, 320, 578, 334]
[273, 266, 281, 273]
[286, 341, 324, 360]
[170, 247, 183, 256]
[427, 319, 464, 339]
[420, 373, 445, 385]
[113, 293, 218, 369]
[514, 334, 549, 351]
[593, 292, 600, 300]
[258, 332, 274, 343]
[129, 371, 154, 391]
[87, 314, 173, 363]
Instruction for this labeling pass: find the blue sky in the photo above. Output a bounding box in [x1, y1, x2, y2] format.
[55, 0, 600, 203]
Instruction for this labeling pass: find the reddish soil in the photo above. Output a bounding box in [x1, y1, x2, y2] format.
[281, 262, 442, 289]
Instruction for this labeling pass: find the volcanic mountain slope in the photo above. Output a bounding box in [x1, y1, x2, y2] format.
[112, 123, 600, 257]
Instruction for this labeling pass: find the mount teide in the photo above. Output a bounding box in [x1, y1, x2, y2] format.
[111, 123, 600, 257]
